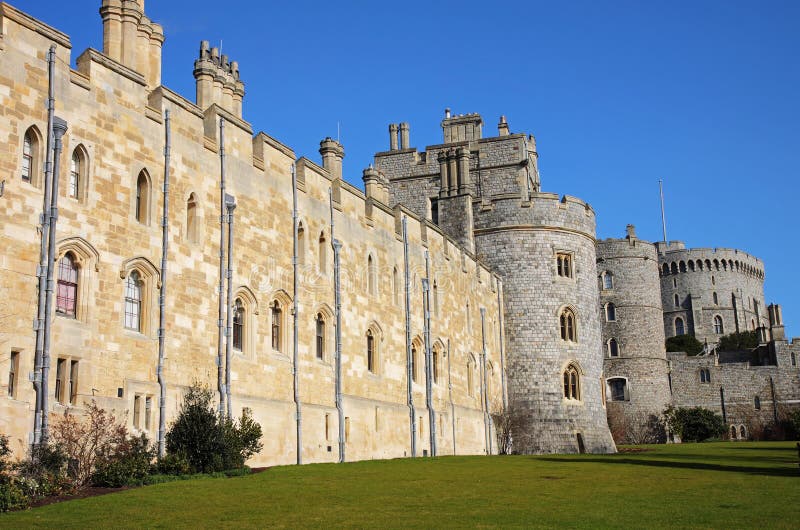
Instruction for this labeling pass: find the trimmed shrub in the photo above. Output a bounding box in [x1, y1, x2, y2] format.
[166, 384, 263, 473]
[664, 406, 726, 442]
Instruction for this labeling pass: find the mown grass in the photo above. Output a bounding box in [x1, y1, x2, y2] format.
[2, 442, 798, 529]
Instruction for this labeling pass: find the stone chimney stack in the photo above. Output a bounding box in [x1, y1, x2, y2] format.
[498, 115, 509, 136]
[389, 124, 398, 151]
[399, 122, 410, 149]
[320, 138, 345, 180]
[456, 147, 471, 193]
[363, 167, 389, 204]
[626, 224, 637, 240]
[100, 0, 163, 88]
[442, 112, 483, 143]
[193, 42, 245, 117]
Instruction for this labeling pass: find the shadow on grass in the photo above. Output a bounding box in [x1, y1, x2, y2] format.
[536, 456, 800, 478]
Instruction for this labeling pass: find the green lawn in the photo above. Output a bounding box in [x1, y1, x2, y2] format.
[2, 442, 798, 529]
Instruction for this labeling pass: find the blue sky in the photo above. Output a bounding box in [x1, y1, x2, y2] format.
[17, 1, 800, 337]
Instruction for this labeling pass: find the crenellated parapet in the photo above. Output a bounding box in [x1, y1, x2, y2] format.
[193, 40, 245, 118]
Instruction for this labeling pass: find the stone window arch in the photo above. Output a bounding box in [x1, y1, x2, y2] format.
[392, 266, 399, 305]
[679, 261, 687, 273]
[754, 395, 761, 410]
[21, 125, 43, 186]
[559, 306, 577, 342]
[791, 352, 796, 366]
[705, 259, 711, 270]
[662, 263, 669, 276]
[365, 322, 383, 375]
[69, 144, 89, 202]
[367, 253, 378, 297]
[120, 257, 159, 335]
[713, 259, 720, 271]
[699, 368, 711, 383]
[713, 315, 724, 334]
[411, 336, 423, 384]
[269, 291, 291, 354]
[605, 302, 616, 322]
[55, 237, 99, 322]
[432, 278, 439, 316]
[606, 377, 629, 401]
[674, 293, 680, 308]
[312, 304, 333, 362]
[688, 261, 695, 272]
[670, 262, 678, 274]
[186, 192, 200, 244]
[607, 338, 619, 357]
[739, 425, 747, 439]
[675, 317, 685, 336]
[563, 362, 581, 401]
[696, 260, 703, 271]
[730, 425, 737, 440]
[318, 230, 328, 274]
[601, 271, 614, 290]
[556, 252, 573, 278]
[432, 340, 444, 385]
[134, 169, 152, 225]
[297, 221, 306, 267]
[56, 252, 80, 318]
[232, 287, 258, 355]
[712, 292, 718, 305]
[467, 353, 477, 397]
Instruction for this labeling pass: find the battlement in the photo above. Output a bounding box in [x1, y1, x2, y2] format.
[193, 40, 245, 118]
[658, 245, 764, 280]
[597, 225, 658, 260]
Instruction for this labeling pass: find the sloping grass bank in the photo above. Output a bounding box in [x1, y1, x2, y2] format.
[2, 442, 798, 529]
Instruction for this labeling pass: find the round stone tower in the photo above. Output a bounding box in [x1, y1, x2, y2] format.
[474, 193, 615, 453]
[597, 226, 671, 443]
[656, 242, 767, 345]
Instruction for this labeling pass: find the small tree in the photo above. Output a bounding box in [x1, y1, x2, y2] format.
[492, 405, 530, 455]
[664, 406, 725, 442]
[665, 335, 704, 356]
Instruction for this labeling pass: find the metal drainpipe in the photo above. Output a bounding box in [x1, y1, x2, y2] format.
[224, 194, 236, 419]
[216, 118, 226, 415]
[32, 45, 57, 447]
[720, 386, 726, 424]
[422, 251, 436, 456]
[291, 164, 302, 465]
[40, 116, 67, 442]
[402, 217, 416, 457]
[330, 189, 344, 463]
[496, 282, 507, 410]
[480, 307, 491, 454]
[156, 109, 171, 457]
[447, 339, 456, 455]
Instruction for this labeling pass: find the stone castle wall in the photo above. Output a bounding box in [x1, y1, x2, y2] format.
[378, 115, 615, 454]
[597, 231, 672, 442]
[0, 3, 504, 464]
[657, 242, 767, 344]
[668, 340, 800, 437]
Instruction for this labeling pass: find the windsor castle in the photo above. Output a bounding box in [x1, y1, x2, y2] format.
[1, 2, 798, 465]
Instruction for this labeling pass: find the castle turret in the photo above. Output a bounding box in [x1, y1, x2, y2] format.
[193, 41, 245, 118]
[320, 137, 344, 180]
[597, 226, 672, 444]
[363, 166, 389, 205]
[768, 303, 786, 341]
